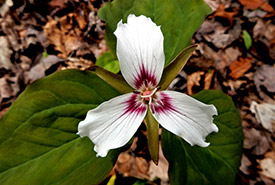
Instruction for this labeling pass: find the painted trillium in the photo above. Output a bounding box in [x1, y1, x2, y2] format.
[77, 14, 218, 157]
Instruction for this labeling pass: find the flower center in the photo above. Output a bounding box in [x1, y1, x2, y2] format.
[140, 87, 158, 104]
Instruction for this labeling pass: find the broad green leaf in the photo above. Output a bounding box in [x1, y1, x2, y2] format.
[96, 51, 120, 74]
[242, 30, 252, 50]
[0, 69, 124, 185]
[162, 90, 243, 185]
[98, 0, 211, 66]
[159, 45, 197, 90]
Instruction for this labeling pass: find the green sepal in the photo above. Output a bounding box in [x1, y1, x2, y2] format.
[90, 65, 134, 94]
[159, 45, 197, 90]
[144, 108, 159, 165]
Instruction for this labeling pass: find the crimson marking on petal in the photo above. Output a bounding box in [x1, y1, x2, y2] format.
[134, 64, 157, 90]
[151, 92, 175, 114]
[122, 94, 146, 116]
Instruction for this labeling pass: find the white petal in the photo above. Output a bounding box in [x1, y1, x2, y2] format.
[77, 93, 147, 157]
[150, 91, 218, 147]
[114, 14, 165, 90]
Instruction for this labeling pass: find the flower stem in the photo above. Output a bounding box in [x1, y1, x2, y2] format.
[144, 109, 159, 165]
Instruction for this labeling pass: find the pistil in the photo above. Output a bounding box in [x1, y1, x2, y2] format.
[140, 87, 158, 104]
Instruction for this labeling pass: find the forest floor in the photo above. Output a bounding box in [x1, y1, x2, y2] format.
[0, 0, 274, 184]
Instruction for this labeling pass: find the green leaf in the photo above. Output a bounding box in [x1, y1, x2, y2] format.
[242, 30, 252, 50]
[96, 51, 120, 74]
[107, 174, 116, 185]
[159, 45, 197, 90]
[162, 90, 243, 185]
[0, 69, 124, 185]
[98, 0, 211, 66]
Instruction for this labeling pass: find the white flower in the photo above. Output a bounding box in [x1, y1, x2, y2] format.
[77, 14, 218, 157]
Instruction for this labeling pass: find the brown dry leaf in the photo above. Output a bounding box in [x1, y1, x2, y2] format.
[0, 36, 13, 70]
[240, 154, 252, 175]
[148, 143, 169, 184]
[44, 19, 67, 57]
[254, 65, 275, 94]
[253, 19, 275, 60]
[250, 101, 275, 133]
[223, 79, 247, 92]
[0, 77, 14, 102]
[43, 13, 87, 58]
[0, 0, 13, 17]
[238, 0, 263, 10]
[239, 0, 272, 10]
[209, 29, 235, 49]
[187, 71, 204, 95]
[229, 57, 252, 79]
[201, 24, 239, 49]
[196, 43, 241, 75]
[204, 0, 233, 11]
[224, 47, 242, 65]
[258, 151, 275, 180]
[1, 15, 20, 51]
[0, 73, 21, 103]
[210, 4, 237, 25]
[24, 55, 64, 83]
[196, 19, 241, 49]
[196, 20, 222, 42]
[238, 0, 274, 12]
[260, 2, 275, 12]
[204, 69, 215, 89]
[19, 55, 32, 71]
[115, 152, 149, 180]
[59, 57, 92, 70]
[22, 26, 48, 48]
[243, 127, 270, 155]
[49, 0, 68, 8]
[253, 19, 275, 43]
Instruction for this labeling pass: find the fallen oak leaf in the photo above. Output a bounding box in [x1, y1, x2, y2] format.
[204, 69, 214, 90]
[229, 57, 252, 79]
[0, 73, 20, 103]
[258, 151, 275, 180]
[209, 4, 237, 25]
[24, 55, 65, 83]
[187, 71, 204, 95]
[49, 0, 69, 8]
[43, 13, 87, 58]
[243, 127, 270, 155]
[0, 36, 13, 70]
[148, 143, 169, 183]
[238, 0, 274, 12]
[250, 101, 275, 133]
[238, 0, 263, 10]
[223, 79, 247, 92]
[260, 2, 274, 13]
[115, 152, 150, 180]
[254, 64, 275, 94]
[240, 154, 252, 176]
